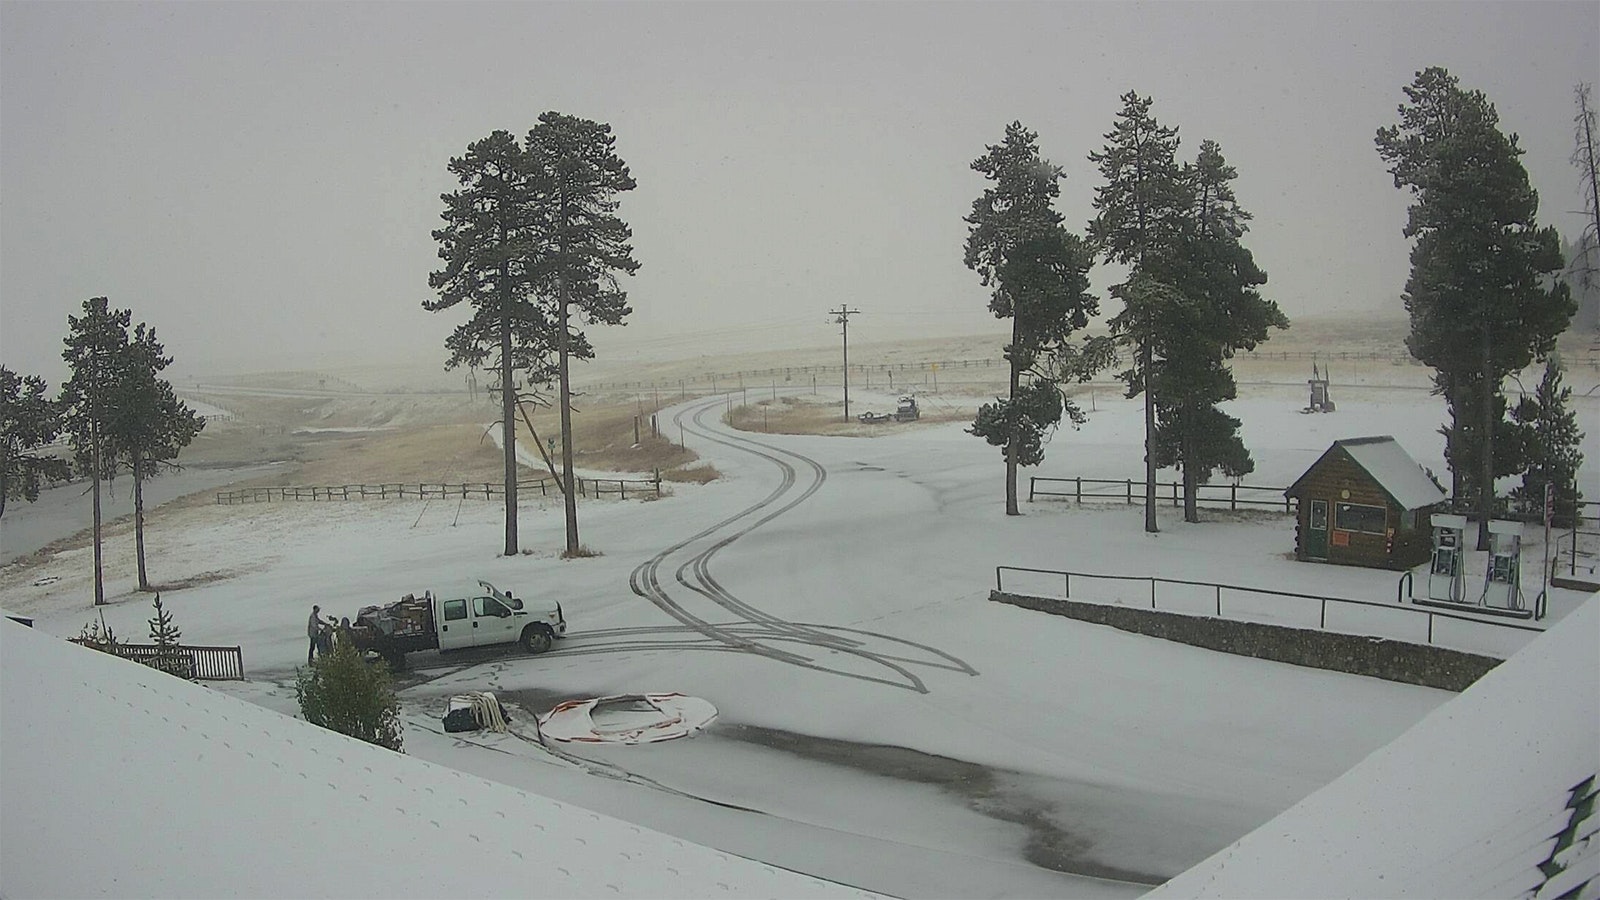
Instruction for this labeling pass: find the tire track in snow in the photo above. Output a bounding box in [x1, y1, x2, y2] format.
[620, 395, 975, 693]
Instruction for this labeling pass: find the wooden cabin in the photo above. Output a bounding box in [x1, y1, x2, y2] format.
[1284, 436, 1446, 570]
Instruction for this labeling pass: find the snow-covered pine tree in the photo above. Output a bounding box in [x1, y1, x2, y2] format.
[964, 120, 1103, 515]
[1376, 67, 1575, 548]
[1511, 358, 1585, 527]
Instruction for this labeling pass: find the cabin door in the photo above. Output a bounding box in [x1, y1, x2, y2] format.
[1306, 499, 1329, 559]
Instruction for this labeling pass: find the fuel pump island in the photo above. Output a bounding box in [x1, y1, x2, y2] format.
[1413, 514, 1537, 619]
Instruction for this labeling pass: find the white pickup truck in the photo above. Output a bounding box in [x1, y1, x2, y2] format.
[349, 579, 566, 668]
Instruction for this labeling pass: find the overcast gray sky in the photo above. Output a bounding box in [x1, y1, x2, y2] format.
[2, 1, 1596, 381]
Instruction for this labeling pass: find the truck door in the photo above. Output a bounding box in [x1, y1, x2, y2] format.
[472, 594, 519, 648]
[437, 597, 472, 651]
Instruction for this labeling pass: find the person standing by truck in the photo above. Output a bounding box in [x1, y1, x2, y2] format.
[307, 604, 323, 665]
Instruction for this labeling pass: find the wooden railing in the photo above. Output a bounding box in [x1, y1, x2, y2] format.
[1029, 476, 1294, 512]
[216, 475, 661, 505]
[70, 641, 246, 680]
[1029, 475, 1599, 525]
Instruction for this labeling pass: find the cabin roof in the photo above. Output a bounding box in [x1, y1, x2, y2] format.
[1285, 436, 1446, 511]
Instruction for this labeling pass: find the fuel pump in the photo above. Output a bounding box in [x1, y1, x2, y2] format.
[1481, 520, 1525, 613]
[1427, 513, 1467, 603]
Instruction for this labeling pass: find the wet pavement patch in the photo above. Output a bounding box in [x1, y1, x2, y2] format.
[718, 723, 1164, 885]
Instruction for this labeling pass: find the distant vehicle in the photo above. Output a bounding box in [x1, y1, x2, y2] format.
[858, 396, 920, 425]
[349, 579, 565, 669]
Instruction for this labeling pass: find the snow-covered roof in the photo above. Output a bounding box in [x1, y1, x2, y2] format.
[1287, 435, 1446, 510]
[0, 619, 878, 899]
[1149, 594, 1600, 899]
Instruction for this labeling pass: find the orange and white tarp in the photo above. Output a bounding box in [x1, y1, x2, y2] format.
[537, 693, 717, 744]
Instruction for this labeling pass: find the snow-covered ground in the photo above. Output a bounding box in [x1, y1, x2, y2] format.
[0, 617, 877, 900]
[2, 380, 1595, 897]
[1151, 595, 1599, 899]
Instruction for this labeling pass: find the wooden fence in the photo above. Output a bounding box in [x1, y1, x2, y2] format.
[70, 641, 246, 680]
[217, 475, 661, 505]
[1029, 476, 1294, 512]
[581, 349, 1428, 393]
[1029, 476, 1600, 526]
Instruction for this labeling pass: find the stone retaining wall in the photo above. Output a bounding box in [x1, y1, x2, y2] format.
[990, 590, 1501, 692]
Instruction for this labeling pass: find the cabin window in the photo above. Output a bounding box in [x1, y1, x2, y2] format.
[1335, 502, 1387, 535]
[442, 599, 468, 621]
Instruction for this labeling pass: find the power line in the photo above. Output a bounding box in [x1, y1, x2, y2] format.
[830, 305, 861, 422]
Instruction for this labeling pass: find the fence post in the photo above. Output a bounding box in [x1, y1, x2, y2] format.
[1075, 477, 1081, 503]
[995, 567, 1002, 592]
[1150, 579, 1157, 609]
[1028, 478, 1035, 503]
[1231, 483, 1237, 511]
[1126, 479, 1132, 505]
[1216, 585, 1221, 617]
[1320, 598, 1326, 629]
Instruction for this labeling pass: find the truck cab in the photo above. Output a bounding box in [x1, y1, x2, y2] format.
[437, 579, 565, 653]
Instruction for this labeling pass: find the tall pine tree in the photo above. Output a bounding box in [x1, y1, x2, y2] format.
[1376, 67, 1574, 548]
[60, 297, 132, 606]
[426, 131, 556, 556]
[963, 121, 1103, 515]
[107, 323, 204, 591]
[525, 112, 640, 556]
[1089, 92, 1189, 534]
[1153, 140, 1287, 522]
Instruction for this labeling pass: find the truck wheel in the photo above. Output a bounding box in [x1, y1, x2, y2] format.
[521, 625, 553, 655]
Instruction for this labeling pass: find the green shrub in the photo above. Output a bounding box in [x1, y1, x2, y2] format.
[146, 593, 192, 678]
[294, 640, 404, 752]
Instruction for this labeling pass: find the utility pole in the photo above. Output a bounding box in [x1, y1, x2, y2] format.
[830, 305, 860, 422]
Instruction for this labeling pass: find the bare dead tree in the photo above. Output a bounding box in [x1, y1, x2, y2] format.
[1574, 83, 1600, 286]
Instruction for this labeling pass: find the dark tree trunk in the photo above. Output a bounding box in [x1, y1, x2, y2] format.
[134, 452, 149, 590]
[1004, 314, 1022, 516]
[1142, 341, 1158, 533]
[1477, 322, 1493, 550]
[91, 411, 104, 606]
[558, 278, 579, 554]
[500, 269, 518, 557]
[1182, 416, 1198, 523]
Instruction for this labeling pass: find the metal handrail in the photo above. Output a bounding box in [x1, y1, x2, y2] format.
[994, 565, 1546, 648]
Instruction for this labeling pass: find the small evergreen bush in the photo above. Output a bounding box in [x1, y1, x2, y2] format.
[146, 593, 192, 678]
[295, 640, 404, 752]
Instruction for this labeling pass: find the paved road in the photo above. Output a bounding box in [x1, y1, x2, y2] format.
[0, 465, 282, 564]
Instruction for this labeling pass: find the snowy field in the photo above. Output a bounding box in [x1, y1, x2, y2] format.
[2, 376, 1596, 897]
